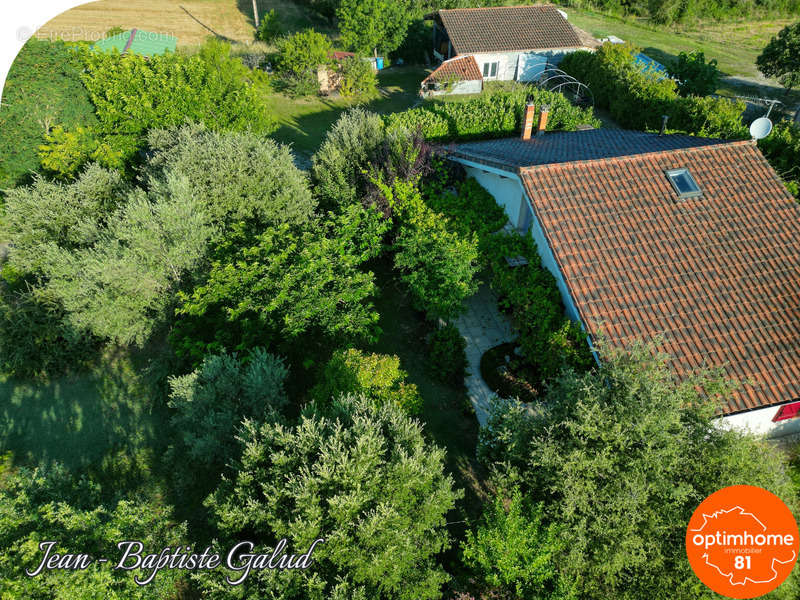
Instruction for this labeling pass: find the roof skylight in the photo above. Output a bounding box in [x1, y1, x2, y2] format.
[666, 168, 702, 199]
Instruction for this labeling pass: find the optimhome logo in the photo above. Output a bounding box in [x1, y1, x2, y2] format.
[686, 485, 799, 599]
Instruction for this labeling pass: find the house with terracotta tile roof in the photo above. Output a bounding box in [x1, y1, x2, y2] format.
[447, 107, 800, 437]
[421, 56, 483, 97]
[427, 5, 598, 84]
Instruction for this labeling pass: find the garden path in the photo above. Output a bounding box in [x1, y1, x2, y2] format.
[454, 283, 516, 426]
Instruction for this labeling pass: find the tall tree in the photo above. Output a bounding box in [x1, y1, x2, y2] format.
[478, 342, 800, 600]
[197, 394, 462, 600]
[757, 22, 800, 94]
[337, 0, 413, 56]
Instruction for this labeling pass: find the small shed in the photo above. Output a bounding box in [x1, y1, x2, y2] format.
[421, 55, 483, 97]
[92, 29, 178, 57]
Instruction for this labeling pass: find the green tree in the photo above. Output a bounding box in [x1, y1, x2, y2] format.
[311, 108, 388, 210]
[669, 51, 720, 97]
[44, 175, 214, 346]
[276, 29, 332, 96]
[198, 394, 461, 600]
[145, 124, 316, 232]
[337, 0, 413, 56]
[172, 221, 379, 364]
[389, 180, 479, 321]
[257, 9, 282, 42]
[338, 56, 378, 98]
[462, 489, 571, 600]
[0, 463, 187, 598]
[311, 348, 423, 415]
[757, 22, 800, 93]
[168, 347, 289, 474]
[478, 342, 800, 600]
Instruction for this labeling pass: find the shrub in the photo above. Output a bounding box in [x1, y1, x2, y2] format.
[145, 124, 316, 231]
[389, 180, 480, 321]
[478, 343, 800, 600]
[66, 38, 274, 173]
[428, 324, 468, 385]
[168, 347, 289, 474]
[38, 125, 138, 179]
[384, 86, 600, 142]
[311, 348, 423, 415]
[484, 232, 591, 382]
[669, 51, 720, 97]
[276, 29, 331, 96]
[462, 489, 570, 599]
[199, 394, 462, 600]
[257, 9, 282, 42]
[0, 39, 98, 188]
[759, 119, 800, 198]
[757, 22, 800, 93]
[0, 464, 188, 597]
[338, 56, 378, 97]
[311, 108, 388, 209]
[560, 43, 746, 137]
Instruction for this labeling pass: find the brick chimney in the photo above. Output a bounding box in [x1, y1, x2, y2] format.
[521, 102, 536, 141]
[536, 105, 550, 136]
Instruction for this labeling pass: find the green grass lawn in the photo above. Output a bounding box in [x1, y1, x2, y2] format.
[0, 347, 171, 496]
[267, 66, 427, 158]
[366, 262, 491, 525]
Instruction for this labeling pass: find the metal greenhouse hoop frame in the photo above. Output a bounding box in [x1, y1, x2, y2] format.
[536, 68, 594, 107]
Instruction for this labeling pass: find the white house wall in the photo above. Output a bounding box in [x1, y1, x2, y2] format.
[720, 404, 800, 439]
[467, 48, 583, 81]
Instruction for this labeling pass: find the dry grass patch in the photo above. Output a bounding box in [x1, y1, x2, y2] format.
[36, 0, 268, 45]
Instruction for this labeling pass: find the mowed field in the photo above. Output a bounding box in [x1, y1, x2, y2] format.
[36, 0, 274, 45]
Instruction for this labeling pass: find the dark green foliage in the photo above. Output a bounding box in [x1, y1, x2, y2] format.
[484, 232, 592, 383]
[257, 9, 283, 42]
[669, 51, 720, 96]
[391, 19, 433, 64]
[0, 463, 187, 597]
[560, 43, 747, 138]
[0, 39, 98, 189]
[478, 343, 800, 600]
[428, 324, 468, 385]
[168, 348, 289, 474]
[0, 285, 98, 378]
[199, 395, 461, 600]
[172, 222, 380, 365]
[310, 348, 423, 414]
[757, 22, 800, 93]
[384, 86, 600, 142]
[758, 119, 800, 198]
[337, 0, 414, 55]
[462, 490, 571, 600]
[145, 124, 316, 231]
[338, 56, 378, 97]
[276, 29, 332, 96]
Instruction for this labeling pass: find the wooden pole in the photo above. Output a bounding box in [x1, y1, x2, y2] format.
[252, 0, 260, 29]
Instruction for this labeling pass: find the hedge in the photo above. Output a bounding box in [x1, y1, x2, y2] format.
[559, 43, 747, 139]
[758, 120, 800, 198]
[384, 86, 600, 142]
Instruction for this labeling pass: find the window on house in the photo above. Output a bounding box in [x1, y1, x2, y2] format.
[665, 168, 702, 199]
[483, 61, 499, 78]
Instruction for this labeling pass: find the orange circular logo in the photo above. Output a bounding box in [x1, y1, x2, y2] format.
[686, 485, 799, 598]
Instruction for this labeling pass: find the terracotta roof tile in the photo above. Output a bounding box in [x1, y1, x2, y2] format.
[451, 130, 800, 415]
[423, 55, 482, 84]
[438, 5, 586, 54]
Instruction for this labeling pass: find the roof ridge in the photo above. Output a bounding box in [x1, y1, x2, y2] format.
[517, 137, 754, 174]
[440, 3, 556, 12]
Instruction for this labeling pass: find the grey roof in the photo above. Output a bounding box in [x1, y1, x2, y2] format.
[447, 129, 734, 172]
[438, 5, 585, 54]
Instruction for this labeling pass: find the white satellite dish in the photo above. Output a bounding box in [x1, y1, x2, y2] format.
[557, 9, 568, 19]
[749, 117, 773, 140]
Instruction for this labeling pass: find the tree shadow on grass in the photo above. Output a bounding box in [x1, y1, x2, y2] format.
[0, 348, 170, 497]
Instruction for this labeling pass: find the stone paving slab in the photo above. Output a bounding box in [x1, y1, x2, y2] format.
[454, 283, 517, 426]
